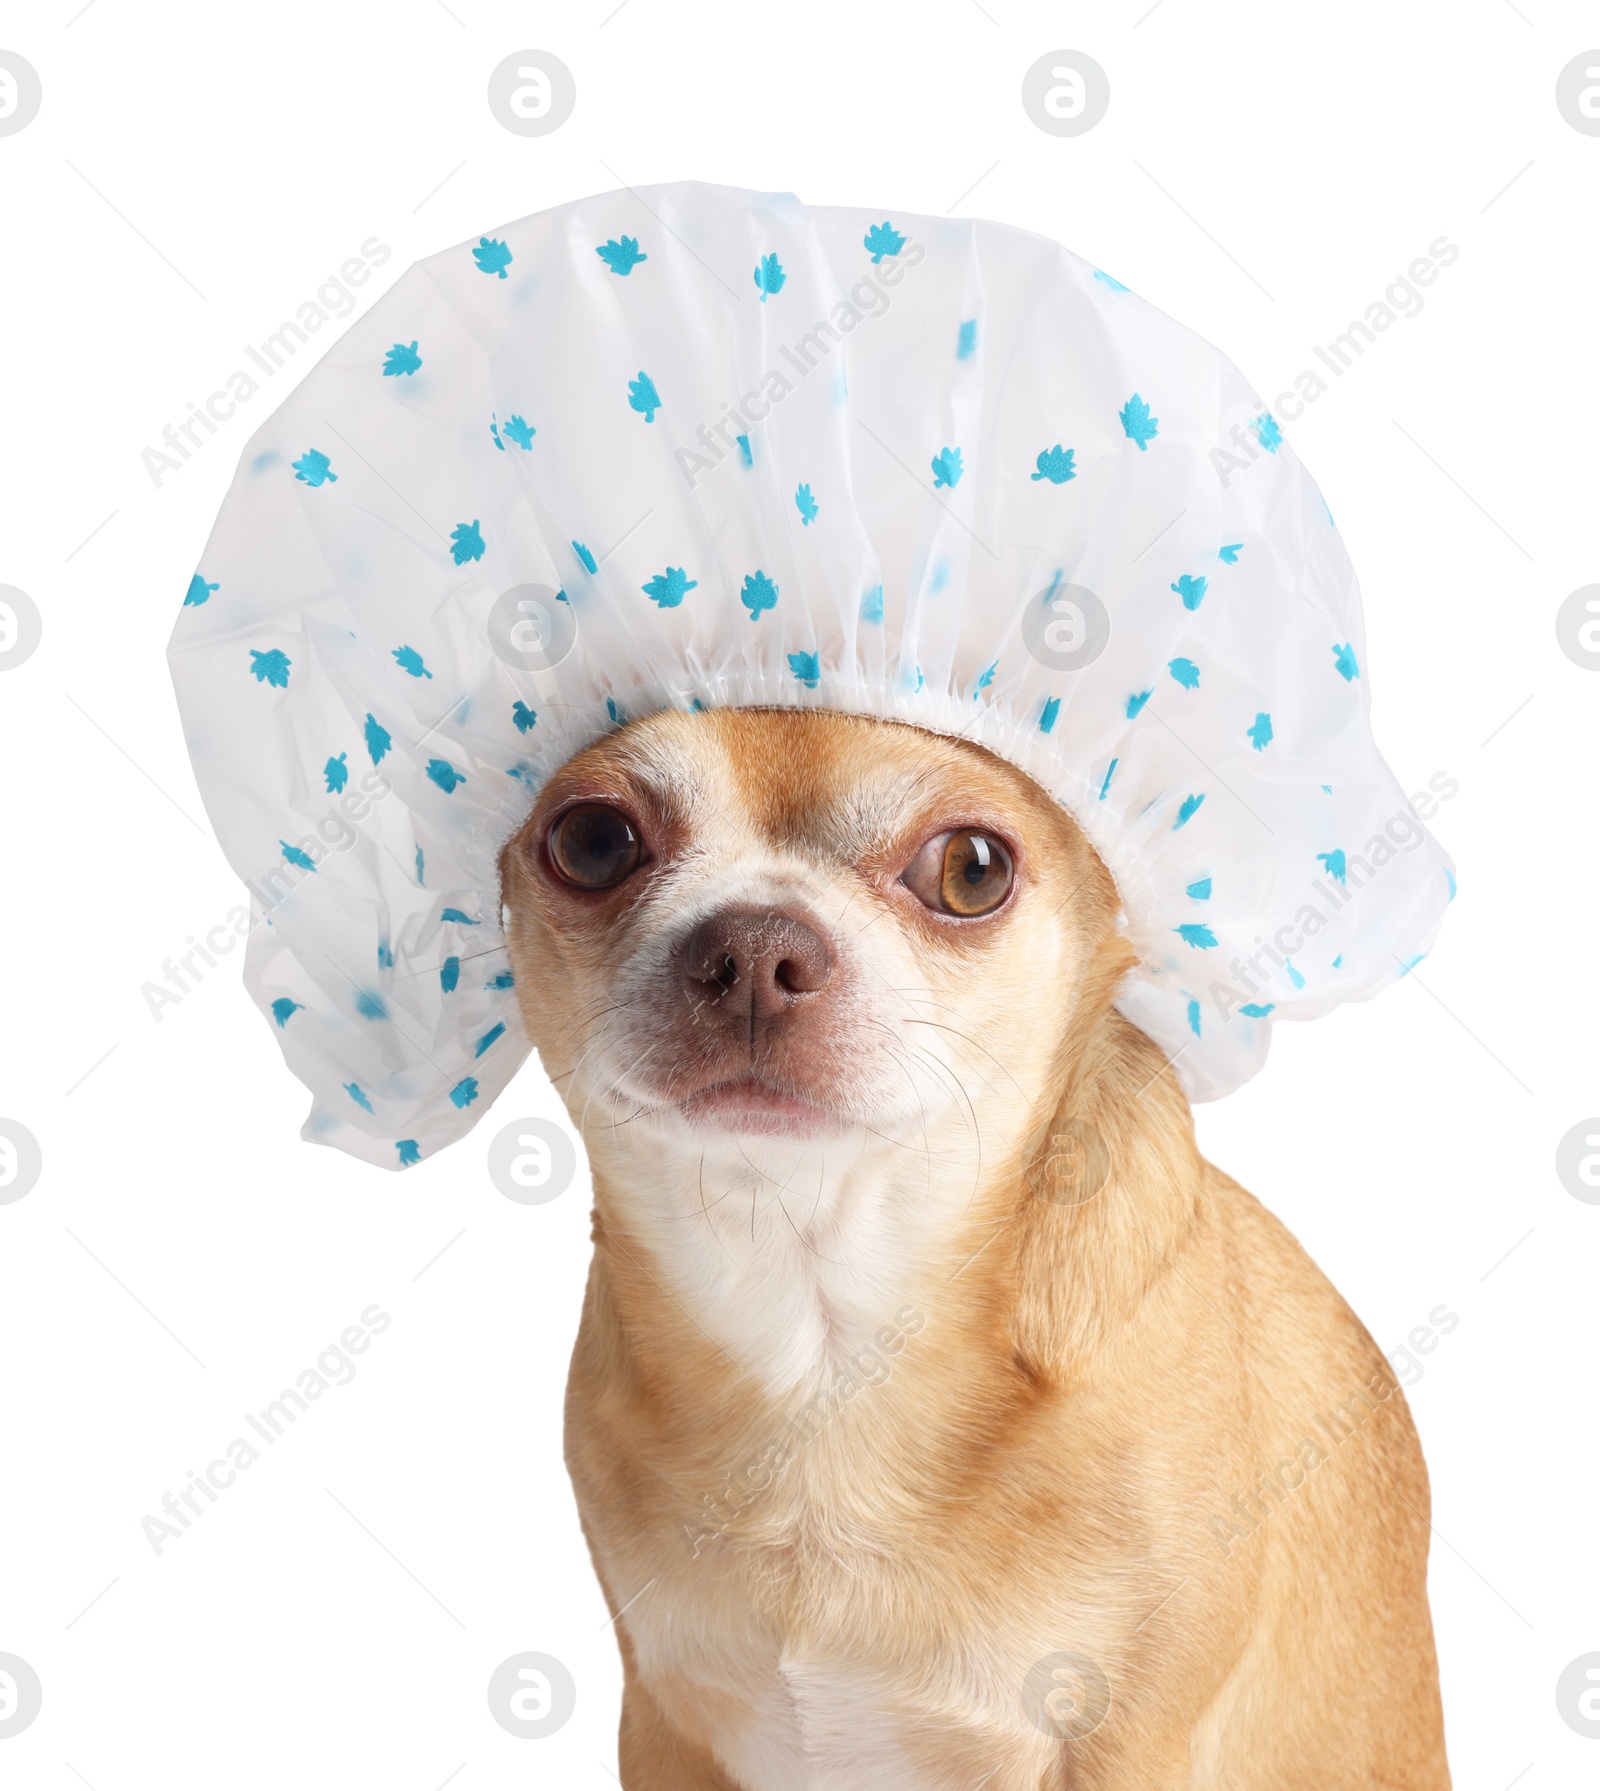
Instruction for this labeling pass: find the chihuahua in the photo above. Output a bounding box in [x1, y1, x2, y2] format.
[500, 707, 1449, 1790]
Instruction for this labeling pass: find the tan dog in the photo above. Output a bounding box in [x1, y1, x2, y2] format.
[500, 707, 1449, 1789]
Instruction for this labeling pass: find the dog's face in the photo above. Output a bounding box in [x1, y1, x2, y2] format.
[501, 709, 1124, 1180]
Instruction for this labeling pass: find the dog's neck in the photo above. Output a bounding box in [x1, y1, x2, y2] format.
[589, 1111, 999, 1395]
[581, 984, 1203, 1402]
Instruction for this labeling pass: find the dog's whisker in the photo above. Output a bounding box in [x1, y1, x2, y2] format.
[901, 1016, 1028, 1102]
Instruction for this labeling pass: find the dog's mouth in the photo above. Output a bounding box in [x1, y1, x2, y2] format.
[673, 1075, 846, 1139]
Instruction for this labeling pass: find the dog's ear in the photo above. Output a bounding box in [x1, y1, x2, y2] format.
[1008, 959, 1201, 1389]
[1054, 931, 1140, 1105]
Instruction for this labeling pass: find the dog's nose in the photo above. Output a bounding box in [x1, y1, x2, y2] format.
[682, 906, 833, 1015]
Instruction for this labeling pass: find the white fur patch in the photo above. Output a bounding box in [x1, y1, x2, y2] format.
[714, 1659, 932, 1791]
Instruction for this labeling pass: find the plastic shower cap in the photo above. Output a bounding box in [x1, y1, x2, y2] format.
[169, 180, 1453, 1170]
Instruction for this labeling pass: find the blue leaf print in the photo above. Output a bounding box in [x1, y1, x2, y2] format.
[1239, 1002, 1275, 1018]
[1247, 712, 1273, 752]
[1317, 849, 1348, 885]
[1168, 657, 1200, 689]
[426, 758, 465, 793]
[280, 840, 316, 871]
[1173, 793, 1206, 830]
[1126, 689, 1152, 719]
[642, 566, 697, 608]
[736, 433, 753, 467]
[931, 447, 963, 489]
[795, 483, 819, 526]
[440, 955, 460, 993]
[475, 1021, 506, 1057]
[1120, 394, 1159, 450]
[1031, 445, 1076, 484]
[1332, 642, 1360, 681]
[1187, 999, 1202, 1036]
[595, 235, 647, 275]
[474, 236, 512, 278]
[628, 371, 661, 422]
[1445, 867, 1457, 901]
[1252, 412, 1283, 453]
[741, 570, 778, 618]
[956, 319, 977, 359]
[392, 645, 432, 679]
[292, 449, 336, 487]
[572, 539, 598, 574]
[378, 937, 394, 967]
[1218, 543, 1242, 563]
[503, 414, 535, 449]
[355, 990, 387, 1020]
[396, 1139, 421, 1167]
[270, 997, 302, 1027]
[489, 419, 504, 452]
[606, 697, 624, 725]
[860, 585, 884, 624]
[324, 752, 348, 794]
[974, 661, 997, 693]
[863, 221, 906, 263]
[1093, 269, 1129, 292]
[345, 1082, 374, 1113]
[383, 341, 421, 377]
[1286, 960, 1306, 989]
[1186, 877, 1212, 900]
[512, 699, 537, 733]
[440, 907, 479, 925]
[250, 648, 291, 687]
[1098, 758, 1118, 800]
[753, 253, 786, 300]
[364, 714, 391, 763]
[185, 574, 216, 607]
[1171, 573, 1208, 611]
[414, 846, 425, 887]
[788, 650, 821, 688]
[450, 519, 485, 564]
[449, 1076, 479, 1109]
[488, 970, 515, 990]
[1175, 923, 1218, 949]
[1040, 696, 1061, 734]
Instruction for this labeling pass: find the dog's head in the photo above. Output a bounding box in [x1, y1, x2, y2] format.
[500, 710, 1132, 1190]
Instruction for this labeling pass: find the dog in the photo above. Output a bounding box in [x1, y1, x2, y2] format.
[500, 705, 1450, 1789]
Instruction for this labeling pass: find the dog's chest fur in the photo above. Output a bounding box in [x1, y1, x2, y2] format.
[675, 1657, 944, 1791]
[616, 1472, 1054, 1791]
[578, 1144, 1073, 1789]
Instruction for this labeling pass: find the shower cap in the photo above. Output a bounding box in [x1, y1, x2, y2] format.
[169, 180, 1453, 1170]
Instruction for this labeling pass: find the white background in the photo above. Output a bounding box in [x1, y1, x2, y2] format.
[1, 1, 1596, 1785]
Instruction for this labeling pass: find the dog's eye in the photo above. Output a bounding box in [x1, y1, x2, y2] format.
[903, 830, 1014, 917]
[548, 804, 644, 889]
